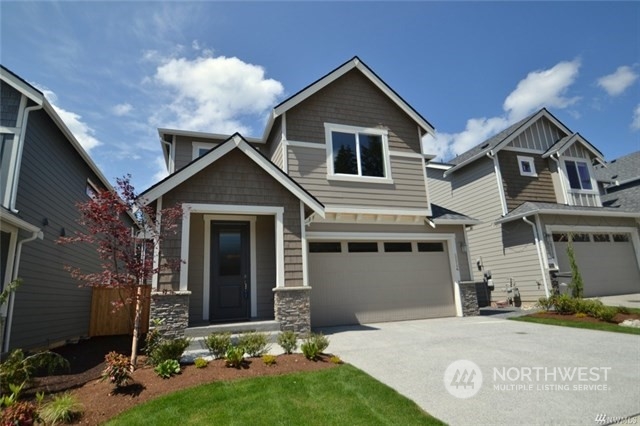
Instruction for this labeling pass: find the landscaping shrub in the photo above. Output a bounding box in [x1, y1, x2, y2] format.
[194, 357, 208, 369]
[154, 359, 181, 379]
[595, 306, 618, 323]
[537, 296, 554, 311]
[149, 337, 190, 366]
[553, 294, 577, 314]
[0, 349, 69, 394]
[301, 333, 330, 361]
[0, 400, 39, 425]
[277, 330, 298, 354]
[617, 306, 630, 315]
[204, 332, 232, 359]
[224, 347, 245, 368]
[39, 392, 83, 425]
[574, 298, 603, 316]
[238, 332, 271, 357]
[262, 354, 277, 366]
[143, 319, 164, 363]
[330, 356, 343, 364]
[101, 351, 131, 389]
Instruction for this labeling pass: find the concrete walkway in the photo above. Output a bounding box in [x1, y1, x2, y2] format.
[595, 293, 640, 309]
[321, 316, 640, 426]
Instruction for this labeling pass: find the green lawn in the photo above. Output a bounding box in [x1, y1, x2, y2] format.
[510, 310, 640, 336]
[106, 365, 444, 426]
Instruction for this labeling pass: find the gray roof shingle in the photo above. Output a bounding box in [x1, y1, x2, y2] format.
[594, 151, 640, 183]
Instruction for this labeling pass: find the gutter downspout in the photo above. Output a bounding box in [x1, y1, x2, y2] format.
[10, 104, 44, 213]
[3, 229, 43, 352]
[523, 215, 550, 298]
[486, 151, 508, 216]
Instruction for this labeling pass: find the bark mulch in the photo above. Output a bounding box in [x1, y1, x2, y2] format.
[528, 311, 640, 324]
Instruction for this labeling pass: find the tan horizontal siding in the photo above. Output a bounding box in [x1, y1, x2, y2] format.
[288, 146, 428, 209]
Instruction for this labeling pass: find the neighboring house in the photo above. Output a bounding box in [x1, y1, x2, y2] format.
[140, 57, 477, 333]
[0, 66, 113, 351]
[427, 108, 640, 302]
[595, 151, 640, 213]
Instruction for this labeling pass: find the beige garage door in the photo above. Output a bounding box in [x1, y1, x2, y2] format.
[309, 240, 456, 327]
[553, 232, 640, 297]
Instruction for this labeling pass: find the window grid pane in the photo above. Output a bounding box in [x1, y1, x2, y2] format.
[309, 242, 342, 253]
[359, 134, 384, 177]
[565, 161, 581, 189]
[348, 242, 378, 253]
[332, 132, 358, 175]
[576, 162, 592, 190]
[417, 242, 444, 252]
[384, 242, 412, 252]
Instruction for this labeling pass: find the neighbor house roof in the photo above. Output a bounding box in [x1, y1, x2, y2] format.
[444, 108, 573, 176]
[261, 56, 436, 141]
[594, 151, 640, 185]
[0, 65, 114, 193]
[139, 133, 325, 217]
[494, 201, 640, 224]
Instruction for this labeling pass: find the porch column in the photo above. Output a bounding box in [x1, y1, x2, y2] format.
[273, 287, 311, 333]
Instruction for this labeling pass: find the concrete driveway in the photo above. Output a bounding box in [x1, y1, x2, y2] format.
[595, 293, 640, 309]
[321, 316, 640, 425]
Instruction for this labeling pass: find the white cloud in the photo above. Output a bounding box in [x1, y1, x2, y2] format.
[150, 55, 284, 135]
[423, 59, 581, 161]
[631, 104, 640, 131]
[503, 59, 581, 121]
[152, 155, 170, 182]
[39, 87, 101, 152]
[112, 102, 133, 116]
[597, 66, 638, 96]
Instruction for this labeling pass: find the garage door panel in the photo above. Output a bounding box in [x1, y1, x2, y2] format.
[309, 242, 455, 327]
[554, 235, 640, 297]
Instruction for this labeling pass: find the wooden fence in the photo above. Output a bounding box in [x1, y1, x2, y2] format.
[89, 286, 151, 336]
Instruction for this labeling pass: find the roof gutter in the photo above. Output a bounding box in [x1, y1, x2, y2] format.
[522, 215, 550, 299]
[495, 207, 640, 225]
[9, 103, 43, 213]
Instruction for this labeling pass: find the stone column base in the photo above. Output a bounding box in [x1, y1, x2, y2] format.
[150, 291, 191, 340]
[458, 281, 480, 316]
[273, 287, 311, 334]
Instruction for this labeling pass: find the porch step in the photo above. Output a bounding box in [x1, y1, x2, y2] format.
[184, 320, 281, 338]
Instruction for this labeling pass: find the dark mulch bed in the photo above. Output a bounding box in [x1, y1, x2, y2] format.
[529, 311, 640, 324]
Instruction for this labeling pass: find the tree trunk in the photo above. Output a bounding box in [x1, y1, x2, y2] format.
[130, 285, 144, 369]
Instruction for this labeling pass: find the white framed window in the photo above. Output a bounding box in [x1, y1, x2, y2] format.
[85, 179, 99, 199]
[0, 133, 18, 208]
[517, 155, 537, 177]
[192, 142, 217, 160]
[325, 123, 392, 183]
[563, 158, 595, 192]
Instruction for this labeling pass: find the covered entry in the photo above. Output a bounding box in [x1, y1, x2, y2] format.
[308, 238, 457, 326]
[552, 230, 640, 297]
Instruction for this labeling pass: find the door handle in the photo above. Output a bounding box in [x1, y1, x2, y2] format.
[243, 275, 248, 300]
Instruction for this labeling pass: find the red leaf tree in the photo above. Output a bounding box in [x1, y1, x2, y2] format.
[58, 176, 182, 367]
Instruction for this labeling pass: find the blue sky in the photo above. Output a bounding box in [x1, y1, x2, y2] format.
[2, 2, 639, 191]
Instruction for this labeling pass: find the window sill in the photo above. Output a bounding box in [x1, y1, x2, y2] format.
[567, 189, 598, 195]
[519, 173, 538, 178]
[327, 174, 394, 185]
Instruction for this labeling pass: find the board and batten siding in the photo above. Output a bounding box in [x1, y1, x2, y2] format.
[288, 145, 429, 209]
[159, 150, 303, 305]
[499, 150, 557, 211]
[11, 110, 109, 350]
[285, 69, 423, 153]
[1, 82, 22, 126]
[427, 157, 544, 301]
[265, 116, 284, 170]
[508, 116, 566, 152]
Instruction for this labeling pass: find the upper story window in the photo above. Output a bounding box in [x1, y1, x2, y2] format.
[0, 133, 17, 208]
[564, 159, 593, 191]
[325, 123, 392, 183]
[192, 142, 217, 160]
[517, 155, 537, 177]
[85, 179, 99, 199]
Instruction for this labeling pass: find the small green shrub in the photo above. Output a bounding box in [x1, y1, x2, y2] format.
[224, 347, 245, 368]
[575, 312, 587, 318]
[154, 359, 181, 379]
[238, 332, 271, 357]
[39, 392, 83, 425]
[143, 319, 164, 363]
[537, 296, 554, 311]
[204, 332, 232, 359]
[194, 357, 208, 369]
[553, 294, 577, 314]
[262, 354, 277, 366]
[0, 400, 39, 425]
[149, 337, 190, 366]
[277, 331, 298, 354]
[574, 299, 603, 316]
[0, 349, 69, 394]
[301, 333, 330, 361]
[595, 306, 618, 322]
[101, 351, 131, 388]
[329, 356, 342, 364]
[617, 306, 631, 315]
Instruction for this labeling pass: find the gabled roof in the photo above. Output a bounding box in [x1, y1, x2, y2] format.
[494, 201, 640, 224]
[541, 133, 604, 162]
[429, 204, 480, 225]
[594, 151, 640, 185]
[0, 65, 114, 192]
[444, 108, 572, 176]
[139, 133, 325, 217]
[261, 56, 435, 141]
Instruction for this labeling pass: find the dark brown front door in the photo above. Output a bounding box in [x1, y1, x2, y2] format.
[210, 222, 250, 322]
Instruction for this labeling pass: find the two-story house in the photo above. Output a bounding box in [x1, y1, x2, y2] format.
[139, 57, 477, 333]
[427, 108, 640, 303]
[0, 66, 113, 351]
